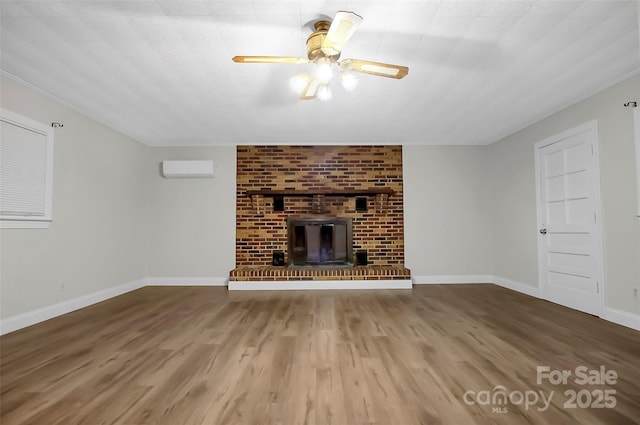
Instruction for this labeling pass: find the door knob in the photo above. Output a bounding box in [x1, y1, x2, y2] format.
[540, 228, 547, 235]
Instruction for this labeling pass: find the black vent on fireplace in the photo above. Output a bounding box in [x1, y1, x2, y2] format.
[355, 250, 368, 266]
[355, 197, 367, 212]
[272, 250, 285, 266]
[273, 196, 285, 212]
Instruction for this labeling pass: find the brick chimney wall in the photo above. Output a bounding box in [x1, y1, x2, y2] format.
[235, 145, 405, 267]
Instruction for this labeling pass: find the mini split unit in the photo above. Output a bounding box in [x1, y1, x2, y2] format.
[162, 160, 216, 178]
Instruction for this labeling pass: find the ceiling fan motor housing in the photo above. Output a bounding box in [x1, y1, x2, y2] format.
[306, 20, 340, 62]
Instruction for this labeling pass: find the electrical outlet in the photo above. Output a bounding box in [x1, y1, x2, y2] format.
[634, 288, 639, 299]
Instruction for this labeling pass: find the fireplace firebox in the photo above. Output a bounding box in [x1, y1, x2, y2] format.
[287, 217, 353, 267]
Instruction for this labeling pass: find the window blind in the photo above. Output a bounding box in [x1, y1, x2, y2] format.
[0, 120, 48, 217]
[634, 108, 640, 217]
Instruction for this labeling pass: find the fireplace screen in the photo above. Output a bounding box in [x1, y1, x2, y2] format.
[287, 217, 353, 267]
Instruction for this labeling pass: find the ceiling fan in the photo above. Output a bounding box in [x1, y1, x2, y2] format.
[232, 11, 409, 101]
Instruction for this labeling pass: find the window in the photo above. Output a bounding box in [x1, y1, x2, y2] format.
[0, 109, 54, 228]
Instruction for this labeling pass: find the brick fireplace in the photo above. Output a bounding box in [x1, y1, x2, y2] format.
[229, 145, 411, 289]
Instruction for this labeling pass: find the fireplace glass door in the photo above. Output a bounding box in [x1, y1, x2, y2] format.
[288, 217, 352, 267]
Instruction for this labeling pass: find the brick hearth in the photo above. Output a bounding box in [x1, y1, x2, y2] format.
[229, 265, 411, 281]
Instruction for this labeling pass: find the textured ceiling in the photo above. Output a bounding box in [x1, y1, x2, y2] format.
[1, 0, 639, 147]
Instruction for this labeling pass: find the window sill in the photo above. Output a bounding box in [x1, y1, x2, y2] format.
[1, 219, 51, 229]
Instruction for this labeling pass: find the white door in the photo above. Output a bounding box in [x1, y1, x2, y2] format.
[535, 121, 604, 316]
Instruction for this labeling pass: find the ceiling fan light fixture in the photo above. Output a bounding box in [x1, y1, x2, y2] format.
[317, 84, 332, 101]
[314, 57, 334, 84]
[339, 71, 359, 92]
[290, 72, 312, 94]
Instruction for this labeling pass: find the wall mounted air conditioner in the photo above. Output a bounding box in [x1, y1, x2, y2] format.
[162, 160, 215, 178]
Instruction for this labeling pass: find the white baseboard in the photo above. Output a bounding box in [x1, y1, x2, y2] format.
[4, 275, 637, 335]
[146, 277, 228, 286]
[228, 279, 413, 291]
[492, 275, 541, 298]
[491, 276, 640, 332]
[602, 308, 640, 332]
[0, 278, 146, 336]
[412, 275, 493, 284]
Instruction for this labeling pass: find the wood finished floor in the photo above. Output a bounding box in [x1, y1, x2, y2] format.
[1, 285, 639, 425]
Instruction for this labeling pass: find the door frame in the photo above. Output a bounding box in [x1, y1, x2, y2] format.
[533, 120, 605, 316]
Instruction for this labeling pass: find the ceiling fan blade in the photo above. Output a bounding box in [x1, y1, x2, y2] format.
[300, 79, 320, 100]
[340, 59, 409, 79]
[321, 11, 363, 56]
[232, 56, 309, 64]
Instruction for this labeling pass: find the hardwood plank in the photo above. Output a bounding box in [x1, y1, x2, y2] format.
[1, 285, 639, 425]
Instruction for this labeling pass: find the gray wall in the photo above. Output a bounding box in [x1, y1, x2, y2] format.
[490, 74, 640, 314]
[146, 147, 236, 281]
[1, 75, 149, 319]
[403, 146, 493, 278]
